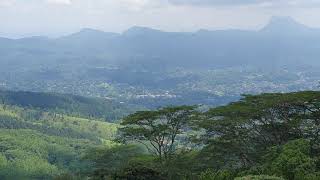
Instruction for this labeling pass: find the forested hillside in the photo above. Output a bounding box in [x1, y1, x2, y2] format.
[0, 90, 141, 122]
[0, 91, 120, 179]
[2, 90, 320, 179]
[82, 91, 320, 180]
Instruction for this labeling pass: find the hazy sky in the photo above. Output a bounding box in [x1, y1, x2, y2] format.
[1, 0, 320, 37]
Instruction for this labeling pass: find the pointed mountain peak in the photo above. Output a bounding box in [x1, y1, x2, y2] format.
[261, 16, 310, 34]
[269, 16, 300, 25]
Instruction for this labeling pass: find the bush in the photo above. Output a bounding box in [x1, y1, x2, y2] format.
[116, 165, 165, 180]
[53, 173, 83, 180]
[235, 175, 284, 180]
[266, 139, 316, 180]
[199, 170, 235, 180]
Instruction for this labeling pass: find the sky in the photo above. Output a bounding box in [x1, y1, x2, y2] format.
[1, 0, 320, 38]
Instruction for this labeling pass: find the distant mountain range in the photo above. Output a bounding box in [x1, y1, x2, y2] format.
[0, 16, 320, 108]
[1, 16, 320, 71]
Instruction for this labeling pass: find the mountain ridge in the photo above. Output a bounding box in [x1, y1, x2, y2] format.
[260, 16, 318, 34]
[1, 16, 320, 80]
[1, 16, 316, 40]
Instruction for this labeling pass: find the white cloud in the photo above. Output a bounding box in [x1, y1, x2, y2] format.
[47, 0, 71, 5]
[0, 0, 14, 7]
[1, 0, 320, 38]
[167, 0, 320, 7]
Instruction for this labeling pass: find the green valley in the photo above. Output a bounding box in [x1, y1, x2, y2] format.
[2, 90, 320, 179]
[0, 92, 121, 179]
[3, 4, 320, 179]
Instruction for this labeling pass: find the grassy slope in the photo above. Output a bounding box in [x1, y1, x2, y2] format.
[0, 129, 95, 179]
[0, 104, 119, 179]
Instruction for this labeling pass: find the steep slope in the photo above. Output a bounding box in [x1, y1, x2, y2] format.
[0, 90, 139, 122]
[0, 91, 121, 179]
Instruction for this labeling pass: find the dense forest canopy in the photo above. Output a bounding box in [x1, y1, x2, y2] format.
[75, 91, 320, 179]
[1, 90, 320, 179]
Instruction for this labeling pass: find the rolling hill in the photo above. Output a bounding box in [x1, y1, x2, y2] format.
[0, 90, 141, 122]
[0, 90, 122, 179]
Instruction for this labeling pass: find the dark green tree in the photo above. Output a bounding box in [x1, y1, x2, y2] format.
[198, 92, 320, 170]
[120, 106, 196, 160]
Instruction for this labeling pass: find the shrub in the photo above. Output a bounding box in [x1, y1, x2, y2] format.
[235, 175, 284, 180]
[199, 169, 234, 180]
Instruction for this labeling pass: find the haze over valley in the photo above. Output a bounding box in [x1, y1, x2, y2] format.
[2, 1, 320, 179]
[1, 16, 320, 108]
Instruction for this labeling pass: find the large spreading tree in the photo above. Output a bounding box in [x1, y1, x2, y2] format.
[119, 106, 196, 160]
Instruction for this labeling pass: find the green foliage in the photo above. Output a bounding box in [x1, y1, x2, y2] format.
[235, 175, 284, 180]
[0, 101, 119, 179]
[0, 90, 138, 122]
[199, 91, 320, 169]
[85, 144, 149, 179]
[53, 173, 84, 180]
[0, 129, 95, 179]
[86, 145, 200, 179]
[263, 139, 317, 180]
[162, 150, 200, 179]
[120, 106, 196, 160]
[199, 169, 235, 180]
[116, 158, 165, 180]
[0, 104, 118, 141]
[4, 90, 320, 179]
[84, 91, 320, 179]
[191, 91, 320, 180]
[0, 154, 7, 168]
